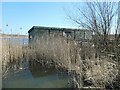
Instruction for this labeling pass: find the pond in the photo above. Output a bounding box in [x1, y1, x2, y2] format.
[2, 60, 73, 88]
[2, 37, 74, 88]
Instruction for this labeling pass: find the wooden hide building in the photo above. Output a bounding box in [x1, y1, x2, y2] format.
[28, 26, 93, 43]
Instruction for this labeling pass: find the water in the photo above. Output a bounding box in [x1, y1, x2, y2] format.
[2, 38, 28, 45]
[2, 61, 71, 88]
[2, 37, 73, 88]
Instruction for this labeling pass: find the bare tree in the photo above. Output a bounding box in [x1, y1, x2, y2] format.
[67, 2, 119, 54]
[67, 2, 120, 88]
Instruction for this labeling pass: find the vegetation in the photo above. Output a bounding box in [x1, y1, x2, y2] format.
[67, 2, 120, 59]
[2, 38, 27, 77]
[1, 2, 119, 89]
[2, 33, 119, 89]
[66, 2, 120, 88]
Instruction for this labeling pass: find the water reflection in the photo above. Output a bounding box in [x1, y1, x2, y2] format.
[29, 60, 56, 78]
[3, 60, 72, 88]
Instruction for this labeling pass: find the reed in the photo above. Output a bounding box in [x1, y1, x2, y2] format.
[29, 34, 81, 70]
[2, 34, 119, 88]
[83, 59, 118, 87]
[29, 34, 119, 88]
[2, 37, 28, 77]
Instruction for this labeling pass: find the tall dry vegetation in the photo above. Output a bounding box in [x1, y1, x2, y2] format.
[29, 34, 81, 70]
[2, 34, 119, 88]
[2, 39, 26, 77]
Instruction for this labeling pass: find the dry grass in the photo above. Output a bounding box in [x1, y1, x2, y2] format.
[2, 39, 28, 77]
[29, 34, 81, 70]
[83, 59, 118, 87]
[2, 34, 119, 88]
[29, 34, 119, 88]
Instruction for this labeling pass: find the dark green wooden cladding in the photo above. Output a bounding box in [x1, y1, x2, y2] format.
[28, 26, 93, 43]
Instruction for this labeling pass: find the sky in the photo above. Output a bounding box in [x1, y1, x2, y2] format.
[1, 1, 119, 35]
[2, 2, 81, 35]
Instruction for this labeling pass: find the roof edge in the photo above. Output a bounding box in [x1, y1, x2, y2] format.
[28, 26, 91, 33]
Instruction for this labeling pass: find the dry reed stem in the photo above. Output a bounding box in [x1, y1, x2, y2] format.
[2, 34, 119, 88]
